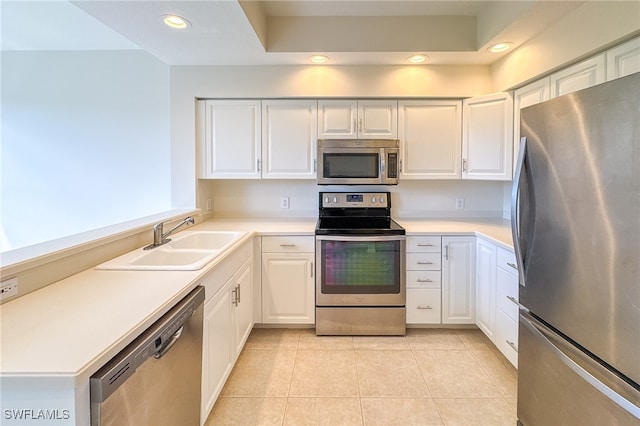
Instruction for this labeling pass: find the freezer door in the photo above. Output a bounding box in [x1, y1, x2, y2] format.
[518, 312, 640, 425]
[515, 73, 640, 385]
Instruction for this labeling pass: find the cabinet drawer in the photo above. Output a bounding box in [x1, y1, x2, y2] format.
[407, 288, 441, 324]
[497, 247, 518, 275]
[407, 253, 441, 270]
[407, 271, 441, 289]
[262, 236, 314, 253]
[496, 267, 519, 322]
[495, 309, 518, 368]
[407, 236, 441, 252]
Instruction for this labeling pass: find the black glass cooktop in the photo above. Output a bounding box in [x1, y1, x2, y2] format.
[315, 216, 405, 235]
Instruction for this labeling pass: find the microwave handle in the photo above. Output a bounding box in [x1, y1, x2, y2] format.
[380, 148, 386, 179]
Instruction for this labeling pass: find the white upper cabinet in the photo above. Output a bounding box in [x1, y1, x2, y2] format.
[261, 100, 318, 179]
[198, 100, 261, 179]
[398, 100, 462, 179]
[549, 54, 606, 98]
[462, 93, 513, 181]
[318, 100, 397, 139]
[513, 78, 551, 173]
[606, 37, 640, 81]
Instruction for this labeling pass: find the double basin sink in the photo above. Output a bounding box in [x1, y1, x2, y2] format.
[96, 231, 246, 271]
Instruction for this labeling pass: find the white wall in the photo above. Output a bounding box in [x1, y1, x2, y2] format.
[492, 1, 640, 90]
[205, 179, 505, 219]
[1, 50, 171, 250]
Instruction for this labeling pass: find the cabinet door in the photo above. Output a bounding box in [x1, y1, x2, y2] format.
[398, 100, 462, 179]
[475, 239, 496, 340]
[442, 236, 476, 324]
[261, 252, 315, 324]
[550, 54, 606, 98]
[606, 37, 640, 81]
[513, 78, 551, 175]
[201, 100, 261, 178]
[406, 288, 441, 324]
[462, 93, 513, 181]
[202, 284, 233, 420]
[358, 100, 398, 138]
[232, 259, 254, 357]
[262, 100, 317, 179]
[318, 100, 357, 139]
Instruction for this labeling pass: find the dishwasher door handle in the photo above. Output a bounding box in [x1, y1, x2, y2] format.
[154, 326, 184, 359]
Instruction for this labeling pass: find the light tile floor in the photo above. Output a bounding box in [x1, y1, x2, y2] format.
[205, 328, 517, 426]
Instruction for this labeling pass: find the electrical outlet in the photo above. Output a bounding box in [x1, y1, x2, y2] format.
[0, 277, 18, 301]
[455, 198, 465, 210]
[280, 197, 290, 209]
[206, 198, 214, 211]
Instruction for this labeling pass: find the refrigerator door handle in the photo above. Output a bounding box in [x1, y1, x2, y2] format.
[511, 136, 527, 287]
[521, 314, 640, 419]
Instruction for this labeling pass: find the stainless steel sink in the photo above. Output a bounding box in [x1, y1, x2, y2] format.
[96, 230, 247, 271]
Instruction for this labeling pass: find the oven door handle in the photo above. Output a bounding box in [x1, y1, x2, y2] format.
[315, 235, 406, 242]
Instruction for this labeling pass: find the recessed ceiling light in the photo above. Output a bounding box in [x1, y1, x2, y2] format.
[163, 15, 190, 29]
[309, 55, 330, 64]
[489, 42, 513, 53]
[407, 54, 428, 64]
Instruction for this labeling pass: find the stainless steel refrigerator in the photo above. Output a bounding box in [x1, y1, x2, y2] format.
[513, 72, 640, 425]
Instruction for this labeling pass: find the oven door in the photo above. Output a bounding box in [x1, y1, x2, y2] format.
[315, 235, 406, 306]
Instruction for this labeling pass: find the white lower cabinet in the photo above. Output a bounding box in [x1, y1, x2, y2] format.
[201, 242, 253, 423]
[495, 247, 519, 367]
[406, 236, 442, 324]
[261, 236, 315, 324]
[475, 238, 497, 340]
[442, 236, 476, 324]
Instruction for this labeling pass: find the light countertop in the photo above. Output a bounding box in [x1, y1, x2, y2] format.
[0, 216, 511, 380]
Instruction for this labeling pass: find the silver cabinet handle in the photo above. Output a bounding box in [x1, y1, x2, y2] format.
[417, 278, 433, 283]
[416, 261, 434, 265]
[236, 284, 241, 304]
[417, 243, 435, 247]
[311, 262, 314, 278]
[231, 287, 238, 306]
[463, 159, 467, 172]
[506, 295, 518, 305]
[444, 245, 449, 260]
[417, 305, 433, 310]
[280, 243, 296, 247]
[257, 159, 261, 172]
[507, 262, 518, 271]
[506, 340, 518, 352]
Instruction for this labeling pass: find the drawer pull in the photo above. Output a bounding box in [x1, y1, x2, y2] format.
[280, 243, 296, 247]
[506, 340, 518, 352]
[417, 279, 433, 283]
[417, 305, 433, 310]
[417, 243, 435, 247]
[416, 261, 434, 265]
[506, 295, 519, 305]
[507, 262, 518, 271]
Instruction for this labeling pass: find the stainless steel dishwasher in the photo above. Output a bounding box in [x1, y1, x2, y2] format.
[90, 286, 205, 426]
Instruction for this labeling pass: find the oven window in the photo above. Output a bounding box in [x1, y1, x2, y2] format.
[320, 240, 401, 294]
[323, 153, 379, 178]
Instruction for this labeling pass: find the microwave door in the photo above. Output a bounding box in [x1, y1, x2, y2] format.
[319, 148, 382, 184]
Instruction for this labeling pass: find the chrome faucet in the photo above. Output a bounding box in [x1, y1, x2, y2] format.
[144, 216, 195, 250]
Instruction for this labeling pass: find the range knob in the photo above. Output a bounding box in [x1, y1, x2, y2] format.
[379, 196, 386, 204]
[324, 196, 330, 204]
[333, 197, 338, 204]
[371, 196, 377, 203]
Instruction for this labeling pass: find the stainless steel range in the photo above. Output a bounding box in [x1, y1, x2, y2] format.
[315, 192, 406, 335]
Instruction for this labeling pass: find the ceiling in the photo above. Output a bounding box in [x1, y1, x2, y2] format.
[1, 0, 585, 66]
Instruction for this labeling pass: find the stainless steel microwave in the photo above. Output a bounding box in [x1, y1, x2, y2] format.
[317, 139, 399, 185]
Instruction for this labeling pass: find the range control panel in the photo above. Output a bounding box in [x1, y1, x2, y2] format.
[320, 192, 390, 208]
